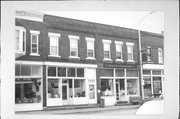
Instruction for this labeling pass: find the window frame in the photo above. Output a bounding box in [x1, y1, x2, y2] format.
[48, 32, 61, 57]
[147, 46, 151, 62]
[102, 39, 112, 61]
[115, 41, 123, 61]
[126, 42, 134, 62]
[86, 37, 95, 59]
[69, 35, 80, 59]
[15, 26, 26, 54]
[30, 30, 40, 56]
[158, 48, 163, 64]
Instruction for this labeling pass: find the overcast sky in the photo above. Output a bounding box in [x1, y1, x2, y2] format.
[42, 11, 164, 34]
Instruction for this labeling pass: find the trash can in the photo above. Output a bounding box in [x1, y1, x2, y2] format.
[99, 98, 105, 108]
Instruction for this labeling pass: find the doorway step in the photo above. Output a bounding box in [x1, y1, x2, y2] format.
[45, 104, 99, 111]
[115, 101, 129, 106]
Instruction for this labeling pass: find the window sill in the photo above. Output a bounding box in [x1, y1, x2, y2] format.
[30, 53, 40, 56]
[127, 60, 135, 63]
[103, 58, 113, 61]
[48, 55, 61, 58]
[69, 56, 80, 59]
[86, 57, 96, 60]
[115, 59, 124, 62]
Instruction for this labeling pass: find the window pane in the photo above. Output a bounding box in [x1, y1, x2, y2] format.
[116, 44, 121, 52]
[23, 31, 26, 51]
[70, 39, 77, 48]
[116, 52, 121, 59]
[101, 79, 114, 96]
[15, 30, 20, 50]
[48, 67, 56, 76]
[143, 76, 152, 98]
[152, 70, 161, 75]
[50, 46, 58, 55]
[143, 70, 151, 75]
[100, 69, 113, 77]
[89, 85, 95, 99]
[67, 68, 75, 77]
[48, 79, 61, 98]
[127, 79, 138, 95]
[115, 69, 124, 77]
[32, 65, 41, 76]
[50, 36, 58, 46]
[77, 68, 84, 77]
[32, 44, 37, 53]
[74, 79, 85, 97]
[15, 78, 41, 104]
[70, 48, 77, 56]
[126, 70, 138, 77]
[32, 35, 37, 44]
[104, 43, 110, 51]
[87, 49, 94, 57]
[87, 41, 94, 49]
[15, 64, 20, 76]
[58, 67, 66, 77]
[128, 53, 133, 60]
[21, 65, 31, 76]
[104, 51, 110, 58]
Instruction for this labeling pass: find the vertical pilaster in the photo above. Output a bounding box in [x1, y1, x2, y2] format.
[43, 65, 47, 108]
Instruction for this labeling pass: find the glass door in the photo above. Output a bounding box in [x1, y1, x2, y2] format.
[62, 79, 69, 105]
[116, 82, 120, 100]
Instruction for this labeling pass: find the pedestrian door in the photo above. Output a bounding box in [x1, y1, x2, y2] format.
[62, 79, 69, 105]
[116, 82, 120, 100]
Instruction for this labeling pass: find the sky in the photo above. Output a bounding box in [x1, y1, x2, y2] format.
[42, 11, 164, 34]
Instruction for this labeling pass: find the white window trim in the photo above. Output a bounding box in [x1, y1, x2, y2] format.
[126, 42, 134, 62]
[15, 26, 26, 54]
[86, 37, 95, 59]
[48, 32, 61, 57]
[30, 30, 40, 56]
[115, 41, 123, 61]
[69, 35, 80, 59]
[102, 39, 112, 60]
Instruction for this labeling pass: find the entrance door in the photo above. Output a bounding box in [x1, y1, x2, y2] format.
[62, 84, 69, 105]
[116, 82, 120, 100]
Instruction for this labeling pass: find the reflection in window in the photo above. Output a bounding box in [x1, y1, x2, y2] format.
[68, 68, 75, 77]
[77, 68, 84, 77]
[58, 67, 66, 77]
[101, 79, 114, 96]
[74, 79, 85, 97]
[127, 79, 138, 95]
[15, 78, 41, 104]
[48, 67, 56, 76]
[48, 79, 61, 98]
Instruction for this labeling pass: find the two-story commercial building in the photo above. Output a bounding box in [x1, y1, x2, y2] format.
[14, 11, 164, 111]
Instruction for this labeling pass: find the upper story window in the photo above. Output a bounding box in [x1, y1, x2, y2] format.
[158, 48, 163, 64]
[86, 37, 95, 59]
[69, 35, 79, 58]
[30, 30, 40, 56]
[147, 46, 151, 62]
[126, 42, 134, 62]
[102, 39, 111, 60]
[48, 33, 61, 57]
[15, 26, 26, 53]
[115, 41, 123, 61]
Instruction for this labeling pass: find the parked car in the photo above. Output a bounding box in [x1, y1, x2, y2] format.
[135, 99, 164, 115]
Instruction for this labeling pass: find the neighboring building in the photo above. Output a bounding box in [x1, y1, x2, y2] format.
[141, 31, 164, 99]
[14, 11, 164, 111]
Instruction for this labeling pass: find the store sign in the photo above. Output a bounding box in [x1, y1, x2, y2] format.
[103, 63, 137, 69]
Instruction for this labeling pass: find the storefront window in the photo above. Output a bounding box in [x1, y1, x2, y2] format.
[21, 65, 31, 76]
[48, 79, 61, 98]
[77, 68, 84, 77]
[68, 68, 75, 77]
[127, 79, 138, 95]
[48, 67, 56, 76]
[58, 67, 66, 77]
[15, 78, 41, 104]
[126, 70, 138, 77]
[153, 77, 162, 94]
[74, 79, 85, 97]
[32, 65, 41, 76]
[143, 76, 152, 98]
[101, 79, 114, 96]
[100, 69, 113, 77]
[115, 69, 124, 77]
[15, 64, 20, 76]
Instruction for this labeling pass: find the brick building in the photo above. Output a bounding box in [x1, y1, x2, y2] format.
[15, 11, 164, 111]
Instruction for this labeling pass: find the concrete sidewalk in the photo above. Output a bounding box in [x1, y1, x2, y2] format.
[16, 105, 140, 115]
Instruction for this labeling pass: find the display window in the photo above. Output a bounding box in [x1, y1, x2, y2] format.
[74, 79, 85, 97]
[48, 79, 61, 98]
[153, 77, 162, 94]
[15, 78, 41, 104]
[89, 84, 95, 99]
[143, 76, 152, 98]
[101, 79, 114, 96]
[127, 79, 138, 95]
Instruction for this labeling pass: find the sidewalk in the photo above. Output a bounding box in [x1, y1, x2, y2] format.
[16, 105, 140, 115]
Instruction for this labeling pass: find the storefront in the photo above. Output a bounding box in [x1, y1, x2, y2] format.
[15, 63, 43, 111]
[45, 62, 97, 107]
[142, 64, 164, 99]
[99, 63, 140, 106]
